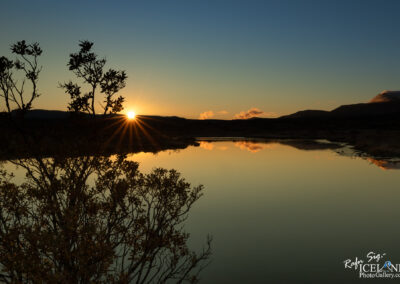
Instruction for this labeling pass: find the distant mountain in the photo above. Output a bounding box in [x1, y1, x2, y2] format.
[330, 101, 400, 117]
[369, 90, 400, 103]
[279, 110, 329, 119]
[11, 109, 72, 119]
[7, 110, 189, 121]
[6, 90, 400, 121]
[281, 91, 400, 119]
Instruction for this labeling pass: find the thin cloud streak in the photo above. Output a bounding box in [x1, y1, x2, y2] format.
[199, 110, 229, 119]
[234, 108, 277, 119]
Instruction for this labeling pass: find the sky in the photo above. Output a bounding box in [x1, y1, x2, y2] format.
[1, 0, 400, 119]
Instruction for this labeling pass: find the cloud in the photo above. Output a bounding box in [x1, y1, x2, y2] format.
[199, 110, 229, 119]
[234, 108, 277, 119]
[199, 110, 214, 120]
[234, 108, 265, 119]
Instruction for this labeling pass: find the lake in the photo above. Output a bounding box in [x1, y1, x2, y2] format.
[127, 139, 400, 283]
[2, 138, 400, 283]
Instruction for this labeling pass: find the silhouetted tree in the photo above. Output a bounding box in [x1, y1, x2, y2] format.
[61, 41, 127, 117]
[0, 155, 211, 283]
[0, 57, 14, 113]
[0, 41, 42, 114]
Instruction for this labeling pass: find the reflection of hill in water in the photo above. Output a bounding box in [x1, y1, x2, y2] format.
[367, 158, 400, 170]
[0, 155, 211, 282]
[233, 139, 342, 153]
[197, 138, 400, 170]
[198, 138, 343, 152]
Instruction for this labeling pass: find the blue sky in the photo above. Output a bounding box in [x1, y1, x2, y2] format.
[1, 0, 400, 118]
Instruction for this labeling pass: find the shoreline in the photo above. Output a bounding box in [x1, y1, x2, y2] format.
[1, 114, 400, 160]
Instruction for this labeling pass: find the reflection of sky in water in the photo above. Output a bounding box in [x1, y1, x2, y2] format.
[125, 141, 400, 283]
[2, 141, 400, 283]
[234, 141, 274, 153]
[200, 140, 275, 153]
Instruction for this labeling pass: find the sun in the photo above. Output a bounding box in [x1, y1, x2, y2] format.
[127, 111, 136, 120]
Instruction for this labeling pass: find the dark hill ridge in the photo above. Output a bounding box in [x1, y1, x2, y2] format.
[279, 110, 330, 119]
[369, 90, 400, 103]
[1, 90, 400, 159]
[330, 101, 400, 117]
[5, 91, 400, 121]
[10, 109, 72, 119]
[281, 91, 400, 119]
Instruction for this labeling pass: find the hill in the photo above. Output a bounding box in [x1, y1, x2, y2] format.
[0, 90, 400, 159]
[369, 90, 400, 103]
[281, 91, 400, 119]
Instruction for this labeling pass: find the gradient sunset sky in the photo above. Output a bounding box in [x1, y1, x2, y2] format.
[1, 0, 400, 119]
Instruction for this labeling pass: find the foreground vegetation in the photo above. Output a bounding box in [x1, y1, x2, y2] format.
[0, 155, 211, 283]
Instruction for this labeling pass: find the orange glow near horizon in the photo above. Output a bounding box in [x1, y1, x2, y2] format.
[127, 111, 136, 120]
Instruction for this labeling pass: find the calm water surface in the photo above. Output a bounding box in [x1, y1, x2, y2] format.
[127, 140, 400, 283]
[4, 139, 400, 283]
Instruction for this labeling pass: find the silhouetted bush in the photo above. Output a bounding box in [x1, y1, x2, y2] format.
[0, 155, 211, 283]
